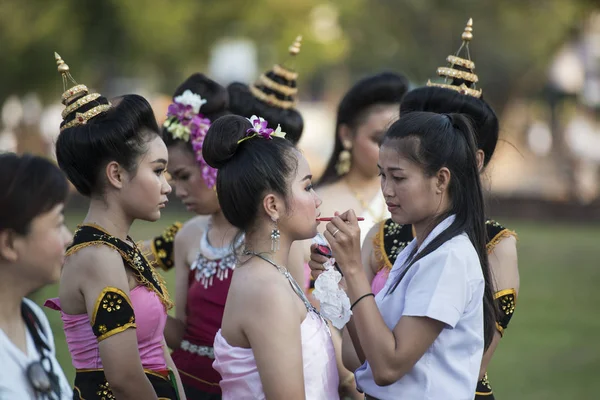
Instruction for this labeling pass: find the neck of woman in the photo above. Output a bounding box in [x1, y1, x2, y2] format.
[207, 209, 239, 247]
[244, 232, 292, 273]
[413, 212, 450, 248]
[0, 270, 30, 328]
[84, 199, 133, 241]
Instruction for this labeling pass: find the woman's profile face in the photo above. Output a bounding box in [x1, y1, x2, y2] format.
[347, 104, 398, 179]
[11, 204, 72, 285]
[120, 135, 172, 222]
[279, 151, 322, 241]
[378, 141, 441, 227]
[168, 143, 220, 215]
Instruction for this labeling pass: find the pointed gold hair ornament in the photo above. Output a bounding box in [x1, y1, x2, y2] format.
[55, 52, 111, 131]
[288, 35, 303, 56]
[250, 35, 302, 110]
[427, 18, 482, 98]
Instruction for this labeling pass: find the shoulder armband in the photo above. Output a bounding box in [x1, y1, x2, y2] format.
[495, 288, 516, 336]
[91, 287, 136, 342]
[152, 222, 182, 271]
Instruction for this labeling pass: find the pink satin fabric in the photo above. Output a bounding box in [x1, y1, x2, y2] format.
[213, 311, 339, 399]
[371, 268, 390, 295]
[44, 285, 167, 370]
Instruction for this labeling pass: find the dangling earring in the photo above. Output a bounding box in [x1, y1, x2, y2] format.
[335, 142, 352, 176]
[270, 218, 280, 252]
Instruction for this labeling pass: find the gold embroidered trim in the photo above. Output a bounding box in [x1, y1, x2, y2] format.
[496, 321, 504, 336]
[486, 228, 517, 254]
[77, 368, 169, 378]
[258, 74, 298, 96]
[74, 386, 84, 400]
[61, 84, 88, 104]
[66, 224, 173, 309]
[61, 93, 102, 118]
[144, 369, 169, 381]
[178, 369, 221, 387]
[437, 66, 479, 83]
[250, 84, 295, 109]
[149, 239, 166, 270]
[446, 55, 475, 69]
[494, 288, 517, 300]
[91, 286, 134, 325]
[373, 221, 393, 272]
[272, 64, 298, 81]
[97, 322, 137, 342]
[61, 104, 112, 131]
[426, 80, 482, 98]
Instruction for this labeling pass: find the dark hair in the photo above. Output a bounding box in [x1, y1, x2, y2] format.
[56, 94, 160, 197]
[0, 153, 69, 235]
[318, 72, 409, 186]
[202, 115, 297, 231]
[163, 73, 230, 151]
[400, 86, 499, 167]
[383, 111, 496, 350]
[227, 82, 304, 146]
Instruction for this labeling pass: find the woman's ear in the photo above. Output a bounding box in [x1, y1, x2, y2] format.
[338, 124, 354, 151]
[475, 150, 485, 173]
[435, 167, 451, 195]
[0, 230, 19, 262]
[262, 193, 281, 221]
[105, 161, 125, 189]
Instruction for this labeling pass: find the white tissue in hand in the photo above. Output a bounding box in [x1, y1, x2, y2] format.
[312, 258, 352, 329]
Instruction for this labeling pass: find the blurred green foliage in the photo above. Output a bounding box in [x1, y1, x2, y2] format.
[0, 0, 596, 112]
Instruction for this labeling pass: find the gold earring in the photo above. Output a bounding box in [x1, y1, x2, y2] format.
[335, 142, 352, 176]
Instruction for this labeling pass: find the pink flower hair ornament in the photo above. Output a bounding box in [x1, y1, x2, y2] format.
[237, 115, 287, 144]
[163, 90, 217, 189]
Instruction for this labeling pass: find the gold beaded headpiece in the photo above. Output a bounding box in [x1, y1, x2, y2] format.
[427, 18, 482, 98]
[249, 36, 302, 110]
[55, 52, 112, 131]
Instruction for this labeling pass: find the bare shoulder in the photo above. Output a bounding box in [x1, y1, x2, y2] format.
[64, 244, 126, 280]
[60, 245, 129, 314]
[175, 216, 209, 249]
[178, 215, 210, 238]
[489, 235, 519, 293]
[364, 221, 381, 243]
[231, 263, 300, 319]
[490, 234, 517, 260]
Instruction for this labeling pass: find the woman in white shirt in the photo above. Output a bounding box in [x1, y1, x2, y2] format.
[310, 111, 496, 399]
[0, 153, 73, 400]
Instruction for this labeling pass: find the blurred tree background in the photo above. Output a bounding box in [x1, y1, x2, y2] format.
[0, 0, 596, 114]
[3, 2, 600, 398]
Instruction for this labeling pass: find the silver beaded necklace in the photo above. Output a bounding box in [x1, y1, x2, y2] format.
[191, 221, 244, 289]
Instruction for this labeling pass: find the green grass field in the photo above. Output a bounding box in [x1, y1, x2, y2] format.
[30, 210, 600, 398]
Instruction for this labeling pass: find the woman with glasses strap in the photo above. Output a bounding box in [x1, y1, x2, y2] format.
[0, 153, 73, 400]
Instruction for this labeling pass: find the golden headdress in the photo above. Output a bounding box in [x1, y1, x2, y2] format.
[249, 36, 302, 110]
[427, 18, 482, 98]
[55, 52, 112, 131]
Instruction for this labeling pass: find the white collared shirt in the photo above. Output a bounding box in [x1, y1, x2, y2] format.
[0, 298, 72, 400]
[355, 215, 484, 400]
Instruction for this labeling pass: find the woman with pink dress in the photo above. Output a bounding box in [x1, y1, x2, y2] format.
[203, 114, 339, 399]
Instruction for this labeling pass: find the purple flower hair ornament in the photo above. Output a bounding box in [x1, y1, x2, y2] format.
[237, 115, 286, 144]
[163, 90, 217, 189]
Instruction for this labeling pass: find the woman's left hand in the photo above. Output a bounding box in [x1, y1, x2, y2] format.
[323, 210, 362, 276]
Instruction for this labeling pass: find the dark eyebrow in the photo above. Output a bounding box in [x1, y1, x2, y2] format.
[377, 164, 404, 171]
[169, 166, 186, 176]
[301, 174, 312, 181]
[151, 158, 168, 165]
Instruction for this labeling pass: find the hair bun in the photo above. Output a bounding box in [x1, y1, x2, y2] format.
[172, 73, 229, 121]
[202, 115, 251, 169]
